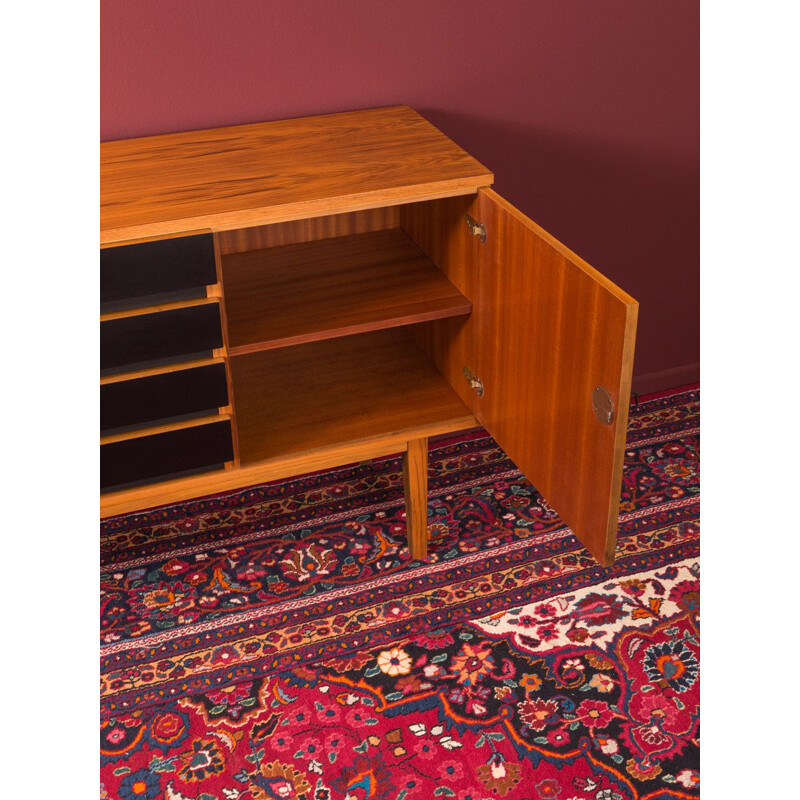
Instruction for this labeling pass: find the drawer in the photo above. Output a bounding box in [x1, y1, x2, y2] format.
[101, 362, 229, 435]
[101, 419, 234, 492]
[100, 233, 218, 313]
[101, 302, 223, 376]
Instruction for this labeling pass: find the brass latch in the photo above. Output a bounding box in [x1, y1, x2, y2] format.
[465, 214, 487, 243]
[463, 366, 484, 396]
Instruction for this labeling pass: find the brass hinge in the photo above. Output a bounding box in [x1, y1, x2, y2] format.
[463, 366, 484, 396]
[465, 214, 487, 243]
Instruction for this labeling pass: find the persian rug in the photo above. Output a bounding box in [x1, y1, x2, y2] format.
[100, 386, 699, 800]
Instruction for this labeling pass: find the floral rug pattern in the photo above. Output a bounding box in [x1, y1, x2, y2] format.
[100, 388, 699, 799]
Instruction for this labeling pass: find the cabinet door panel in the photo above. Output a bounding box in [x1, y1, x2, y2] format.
[475, 189, 638, 565]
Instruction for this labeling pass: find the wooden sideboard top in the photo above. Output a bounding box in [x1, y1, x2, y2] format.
[100, 106, 494, 244]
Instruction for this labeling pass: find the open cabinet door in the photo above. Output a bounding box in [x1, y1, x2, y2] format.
[474, 189, 638, 565]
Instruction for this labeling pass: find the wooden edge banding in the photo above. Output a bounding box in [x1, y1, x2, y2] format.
[225, 301, 473, 357]
[100, 414, 231, 446]
[212, 232, 241, 467]
[99, 356, 226, 385]
[603, 302, 640, 566]
[100, 180, 493, 245]
[100, 295, 219, 322]
[100, 416, 476, 519]
[100, 228, 213, 249]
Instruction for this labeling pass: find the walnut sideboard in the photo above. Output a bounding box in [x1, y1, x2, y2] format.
[100, 106, 638, 566]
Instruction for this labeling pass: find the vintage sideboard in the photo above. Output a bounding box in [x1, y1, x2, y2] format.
[100, 106, 637, 565]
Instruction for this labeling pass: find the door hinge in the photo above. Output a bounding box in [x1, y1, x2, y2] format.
[465, 214, 487, 243]
[463, 366, 484, 396]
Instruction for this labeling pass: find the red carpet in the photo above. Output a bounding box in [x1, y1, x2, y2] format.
[101, 387, 699, 799]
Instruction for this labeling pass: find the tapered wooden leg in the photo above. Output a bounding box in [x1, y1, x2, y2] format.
[402, 437, 429, 560]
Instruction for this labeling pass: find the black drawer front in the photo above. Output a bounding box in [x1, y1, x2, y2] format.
[101, 362, 229, 435]
[101, 420, 233, 491]
[101, 303, 223, 375]
[101, 234, 217, 313]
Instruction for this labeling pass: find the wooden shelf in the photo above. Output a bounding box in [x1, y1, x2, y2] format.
[222, 229, 472, 355]
[230, 327, 475, 465]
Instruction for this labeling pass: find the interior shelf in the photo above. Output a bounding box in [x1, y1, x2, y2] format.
[222, 228, 472, 355]
[230, 327, 475, 465]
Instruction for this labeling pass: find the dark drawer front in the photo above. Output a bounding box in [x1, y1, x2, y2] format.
[101, 234, 217, 313]
[101, 362, 229, 435]
[101, 420, 233, 492]
[101, 303, 223, 376]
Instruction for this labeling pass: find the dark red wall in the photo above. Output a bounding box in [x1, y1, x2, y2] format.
[101, 0, 698, 393]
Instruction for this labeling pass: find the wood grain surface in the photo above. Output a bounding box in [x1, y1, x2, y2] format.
[230, 328, 475, 465]
[217, 208, 398, 255]
[403, 438, 429, 559]
[474, 189, 638, 565]
[222, 229, 471, 354]
[101, 106, 493, 243]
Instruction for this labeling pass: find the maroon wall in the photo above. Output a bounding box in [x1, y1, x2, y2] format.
[101, 0, 699, 393]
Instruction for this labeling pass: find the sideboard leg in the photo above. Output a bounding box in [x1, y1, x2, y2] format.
[403, 437, 429, 560]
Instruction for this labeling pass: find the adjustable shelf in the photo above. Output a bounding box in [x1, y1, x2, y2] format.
[222, 228, 472, 355]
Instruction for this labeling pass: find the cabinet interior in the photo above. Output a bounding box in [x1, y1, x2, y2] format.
[101, 199, 481, 497]
[218, 200, 479, 468]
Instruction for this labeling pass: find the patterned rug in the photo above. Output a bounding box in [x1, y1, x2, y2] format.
[100, 387, 699, 800]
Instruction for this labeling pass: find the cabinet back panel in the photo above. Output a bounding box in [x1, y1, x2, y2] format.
[100, 303, 223, 375]
[101, 362, 229, 434]
[100, 233, 217, 311]
[100, 420, 233, 491]
[217, 207, 399, 255]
